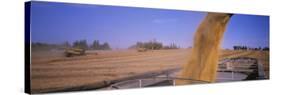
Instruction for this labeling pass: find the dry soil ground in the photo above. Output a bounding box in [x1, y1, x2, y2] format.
[30, 49, 269, 93]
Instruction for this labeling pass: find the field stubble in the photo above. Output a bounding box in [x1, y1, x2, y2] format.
[31, 49, 269, 92]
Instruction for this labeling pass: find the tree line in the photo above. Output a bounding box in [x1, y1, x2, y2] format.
[32, 42, 60, 51]
[63, 40, 111, 50]
[129, 40, 179, 50]
[32, 40, 111, 50]
[233, 45, 269, 51]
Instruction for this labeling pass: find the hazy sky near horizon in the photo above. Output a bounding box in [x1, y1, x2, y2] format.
[30, 1, 269, 49]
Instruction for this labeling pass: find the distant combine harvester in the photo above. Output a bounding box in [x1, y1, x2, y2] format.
[64, 48, 86, 57]
[137, 48, 148, 52]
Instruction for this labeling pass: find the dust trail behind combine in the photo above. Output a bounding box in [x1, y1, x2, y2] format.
[176, 13, 233, 84]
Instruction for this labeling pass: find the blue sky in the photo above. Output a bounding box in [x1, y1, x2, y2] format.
[30, 1, 269, 49]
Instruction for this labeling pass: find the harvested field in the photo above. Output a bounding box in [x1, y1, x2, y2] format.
[31, 49, 269, 93]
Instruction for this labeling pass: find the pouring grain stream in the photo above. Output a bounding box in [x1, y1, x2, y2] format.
[176, 13, 233, 85]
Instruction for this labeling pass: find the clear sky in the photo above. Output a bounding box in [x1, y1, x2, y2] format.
[30, 1, 269, 49]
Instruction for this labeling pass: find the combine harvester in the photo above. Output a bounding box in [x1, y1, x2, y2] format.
[64, 48, 86, 57]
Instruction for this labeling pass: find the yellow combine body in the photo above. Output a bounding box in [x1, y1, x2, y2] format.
[64, 48, 85, 57]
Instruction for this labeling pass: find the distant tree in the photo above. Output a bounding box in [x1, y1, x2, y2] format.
[100, 42, 111, 50]
[91, 40, 100, 50]
[73, 40, 88, 49]
[90, 40, 111, 50]
[149, 40, 163, 50]
[142, 40, 163, 50]
[233, 46, 237, 50]
[233, 45, 269, 51]
[130, 40, 181, 50]
[81, 40, 88, 49]
[136, 42, 144, 48]
[244, 46, 248, 50]
[31, 42, 58, 51]
[262, 47, 269, 51]
[258, 47, 262, 51]
[62, 41, 71, 48]
[163, 43, 179, 49]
